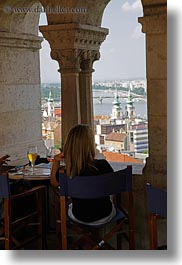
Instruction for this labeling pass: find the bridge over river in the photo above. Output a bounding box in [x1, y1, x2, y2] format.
[93, 90, 146, 104]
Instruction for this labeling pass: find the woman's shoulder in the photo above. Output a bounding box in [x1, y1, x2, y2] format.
[93, 159, 114, 174]
[93, 159, 109, 166]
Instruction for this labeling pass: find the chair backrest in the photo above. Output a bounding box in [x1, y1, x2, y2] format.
[0, 173, 46, 249]
[59, 165, 132, 198]
[146, 183, 167, 218]
[0, 174, 10, 199]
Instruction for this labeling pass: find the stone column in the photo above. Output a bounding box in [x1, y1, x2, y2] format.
[79, 51, 100, 128]
[131, 1, 167, 249]
[51, 48, 82, 144]
[139, 2, 167, 188]
[0, 32, 44, 162]
[39, 24, 108, 145]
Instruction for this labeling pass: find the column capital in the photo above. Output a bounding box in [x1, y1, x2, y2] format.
[51, 48, 82, 73]
[138, 14, 166, 35]
[39, 23, 108, 50]
[138, 2, 167, 34]
[39, 23, 108, 73]
[80, 50, 100, 73]
[141, 0, 166, 16]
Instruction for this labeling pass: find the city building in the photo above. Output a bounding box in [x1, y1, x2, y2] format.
[129, 123, 148, 154]
[105, 131, 127, 152]
[95, 85, 148, 157]
[95, 124, 126, 149]
[42, 92, 61, 149]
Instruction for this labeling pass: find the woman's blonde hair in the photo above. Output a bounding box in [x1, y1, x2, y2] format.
[63, 124, 95, 177]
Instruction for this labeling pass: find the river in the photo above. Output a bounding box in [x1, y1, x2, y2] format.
[93, 90, 147, 119]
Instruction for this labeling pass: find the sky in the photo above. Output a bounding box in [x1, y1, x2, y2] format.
[39, 0, 146, 83]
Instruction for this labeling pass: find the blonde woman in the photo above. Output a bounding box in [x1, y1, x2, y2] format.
[51, 124, 116, 225]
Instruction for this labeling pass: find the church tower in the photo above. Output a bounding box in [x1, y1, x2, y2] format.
[125, 83, 135, 151]
[111, 88, 122, 121]
[46, 91, 54, 144]
[125, 83, 135, 120]
[47, 91, 54, 118]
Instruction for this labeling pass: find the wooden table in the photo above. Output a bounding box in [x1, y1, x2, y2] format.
[8, 163, 51, 180]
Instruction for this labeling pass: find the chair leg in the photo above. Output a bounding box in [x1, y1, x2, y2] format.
[128, 229, 135, 250]
[60, 197, 67, 250]
[5, 237, 10, 250]
[149, 215, 157, 250]
[37, 234, 43, 249]
[116, 232, 122, 249]
[37, 190, 45, 249]
[37, 214, 43, 249]
[116, 221, 122, 249]
[53, 189, 62, 249]
[92, 222, 124, 250]
[56, 219, 62, 249]
[4, 200, 11, 250]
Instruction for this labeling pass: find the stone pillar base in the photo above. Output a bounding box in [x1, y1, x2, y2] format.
[142, 157, 167, 189]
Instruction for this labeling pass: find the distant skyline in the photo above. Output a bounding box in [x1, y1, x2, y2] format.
[39, 0, 146, 83]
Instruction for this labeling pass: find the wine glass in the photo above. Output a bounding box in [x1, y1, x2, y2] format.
[46, 147, 54, 163]
[27, 145, 38, 174]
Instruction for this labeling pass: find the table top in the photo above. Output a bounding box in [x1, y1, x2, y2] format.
[8, 163, 51, 181]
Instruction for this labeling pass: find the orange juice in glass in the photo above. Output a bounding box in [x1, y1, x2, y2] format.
[27, 145, 38, 174]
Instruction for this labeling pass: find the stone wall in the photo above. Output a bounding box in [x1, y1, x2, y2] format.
[0, 32, 45, 161]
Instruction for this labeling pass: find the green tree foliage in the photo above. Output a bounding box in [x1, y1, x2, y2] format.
[41, 83, 146, 99]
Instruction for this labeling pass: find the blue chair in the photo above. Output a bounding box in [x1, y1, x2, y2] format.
[0, 174, 46, 249]
[146, 183, 167, 249]
[58, 166, 135, 250]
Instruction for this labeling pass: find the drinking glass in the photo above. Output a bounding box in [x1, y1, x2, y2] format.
[46, 147, 54, 163]
[27, 145, 38, 174]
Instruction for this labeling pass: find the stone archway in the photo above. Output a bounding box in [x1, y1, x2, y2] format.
[0, 0, 111, 160]
[0, 0, 167, 249]
[0, 0, 167, 183]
